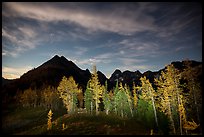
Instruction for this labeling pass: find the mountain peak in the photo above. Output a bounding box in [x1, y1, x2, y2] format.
[52, 55, 60, 59]
[37, 55, 75, 70]
[51, 55, 67, 61]
[60, 55, 67, 60]
[114, 69, 122, 74]
[135, 70, 141, 74]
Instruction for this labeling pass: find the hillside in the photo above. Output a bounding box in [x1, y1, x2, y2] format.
[2, 107, 152, 135]
[2, 55, 202, 102]
[2, 57, 202, 135]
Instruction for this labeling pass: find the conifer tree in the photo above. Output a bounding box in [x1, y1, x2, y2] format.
[124, 83, 134, 117]
[114, 82, 131, 118]
[155, 64, 183, 134]
[20, 88, 37, 107]
[179, 94, 199, 133]
[57, 76, 82, 114]
[77, 91, 84, 108]
[140, 76, 158, 127]
[102, 80, 112, 115]
[84, 80, 95, 114]
[47, 109, 53, 130]
[113, 80, 119, 114]
[132, 82, 138, 109]
[181, 60, 202, 125]
[88, 65, 103, 115]
[43, 86, 61, 110]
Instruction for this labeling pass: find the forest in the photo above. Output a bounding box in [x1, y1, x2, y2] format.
[2, 61, 202, 135]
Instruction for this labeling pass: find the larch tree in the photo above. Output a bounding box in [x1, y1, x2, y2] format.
[155, 64, 183, 134]
[77, 91, 84, 108]
[181, 60, 202, 125]
[57, 76, 82, 114]
[178, 94, 199, 134]
[19, 88, 37, 108]
[84, 80, 95, 114]
[140, 76, 158, 128]
[88, 65, 103, 115]
[124, 83, 134, 117]
[132, 82, 138, 110]
[47, 109, 53, 130]
[114, 82, 130, 118]
[113, 80, 119, 115]
[155, 75, 176, 134]
[102, 81, 112, 115]
[43, 86, 62, 110]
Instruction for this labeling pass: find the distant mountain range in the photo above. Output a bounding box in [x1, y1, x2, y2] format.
[2, 55, 202, 98]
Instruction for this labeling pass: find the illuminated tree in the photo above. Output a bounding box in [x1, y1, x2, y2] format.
[124, 83, 133, 117]
[57, 76, 82, 114]
[84, 80, 94, 114]
[102, 81, 112, 115]
[155, 64, 183, 134]
[77, 91, 84, 108]
[88, 65, 103, 115]
[178, 94, 199, 134]
[114, 82, 131, 118]
[181, 60, 202, 125]
[132, 82, 138, 109]
[140, 76, 158, 127]
[113, 80, 119, 114]
[47, 109, 53, 130]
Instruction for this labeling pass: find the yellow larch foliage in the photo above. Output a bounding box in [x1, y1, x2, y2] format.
[183, 120, 199, 131]
[178, 95, 187, 129]
[154, 64, 183, 134]
[132, 82, 138, 109]
[47, 109, 53, 130]
[179, 95, 199, 131]
[57, 76, 82, 114]
[150, 129, 153, 135]
[88, 65, 103, 115]
[140, 76, 158, 127]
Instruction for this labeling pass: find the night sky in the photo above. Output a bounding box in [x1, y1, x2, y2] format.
[2, 2, 202, 79]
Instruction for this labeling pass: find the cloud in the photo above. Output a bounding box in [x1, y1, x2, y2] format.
[2, 66, 33, 79]
[3, 2, 157, 35]
[74, 46, 88, 56]
[2, 26, 38, 57]
[152, 3, 202, 39]
[75, 57, 111, 66]
[3, 2, 200, 58]
[18, 26, 37, 38]
[119, 57, 146, 66]
[111, 38, 162, 58]
[2, 47, 16, 57]
[3, 73, 20, 80]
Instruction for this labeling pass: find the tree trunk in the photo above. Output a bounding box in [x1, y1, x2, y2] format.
[96, 100, 99, 115]
[121, 102, 123, 118]
[192, 85, 200, 123]
[178, 95, 182, 135]
[149, 87, 158, 128]
[168, 101, 176, 134]
[128, 98, 133, 117]
[175, 78, 182, 135]
[151, 96, 158, 127]
[106, 109, 109, 115]
[91, 101, 93, 115]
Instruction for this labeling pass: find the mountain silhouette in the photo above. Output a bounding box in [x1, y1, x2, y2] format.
[2, 55, 108, 98]
[18, 55, 91, 90]
[2, 55, 202, 101]
[109, 60, 202, 89]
